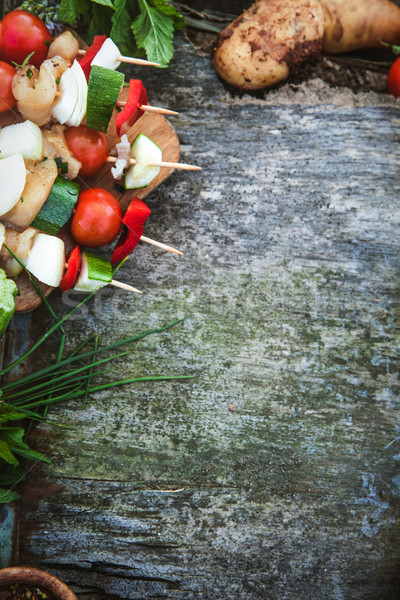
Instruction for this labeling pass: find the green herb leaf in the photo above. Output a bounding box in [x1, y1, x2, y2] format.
[91, 0, 116, 9]
[110, 0, 139, 58]
[0, 440, 18, 467]
[0, 462, 26, 487]
[131, 0, 175, 66]
[0, 488, 20, 503]
[1, 426, 28, 448]
[59, 0, 79, 24]
[59, 0, 92, 25]
[11, 51, 35, 69]
[150, 0, 186, 30]
[0, 405, 26, 424]
[9, 446, 51, 464]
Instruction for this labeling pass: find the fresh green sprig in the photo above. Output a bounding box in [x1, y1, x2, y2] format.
[11, 51, 35, 69]
[22, 0, 186, 66]
[0, 255, 191, 503]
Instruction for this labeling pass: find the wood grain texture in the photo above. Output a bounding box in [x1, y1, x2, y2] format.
[0, 88, 179, 313]
[3, 31, 400, 600]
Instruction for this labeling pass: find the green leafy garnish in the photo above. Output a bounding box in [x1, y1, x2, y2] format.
[0, 251, 192, 502]
[24, 0, 186, 66]
[54, 157, 69, 174]
[12, 51, 35, 69]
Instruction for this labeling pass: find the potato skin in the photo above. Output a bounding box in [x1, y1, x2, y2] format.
[320, 0, 400, 53]
[212, 0, 324, 90]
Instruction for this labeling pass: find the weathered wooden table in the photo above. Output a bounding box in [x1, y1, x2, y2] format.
[1, 7, 400, 600]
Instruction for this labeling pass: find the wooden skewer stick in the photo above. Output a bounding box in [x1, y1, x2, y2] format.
[54, 91, 176, 116]
[64, 264, 143, 293]
[110, 280, 143, 293]
[106, 156, 201, 171]
[140, 235, 184, 256]
[115, 100, 178, 116]
[77, 48, 160, 67]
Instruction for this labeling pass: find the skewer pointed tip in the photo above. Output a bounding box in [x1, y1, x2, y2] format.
[140, 235, 184, 255]
[111, 280, 143, 294]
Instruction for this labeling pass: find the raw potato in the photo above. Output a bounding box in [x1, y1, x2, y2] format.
[320, 0, 400, 53]
[212, 0, 325, 90]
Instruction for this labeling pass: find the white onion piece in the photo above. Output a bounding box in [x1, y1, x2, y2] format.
[25, 234, 65, 287]
[52, 67, 79, 125]
[91, 38, 121, 71]
[0, 153, 27, 217]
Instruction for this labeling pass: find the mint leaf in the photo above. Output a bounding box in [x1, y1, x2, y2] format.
[0, 427, 51, 464]
[150, 0, 186, 29]
[0, 405, 26, 424]
[131, 0, 175, 66]
[10, 446, 51, 464]
[0, 462, 26, 487]
[91, 0, 116, 8]
[111, 0, 141, 57]
[59, 0, 79, 23]
[88, 3, 113, 40]
[59, 0, 92, 25]
[0, 441, 18, 467]
[1, 427, 27, 448]
[0, 488, 20, 503]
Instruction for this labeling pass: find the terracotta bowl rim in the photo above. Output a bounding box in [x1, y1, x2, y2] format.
[0, 566, 78, 600]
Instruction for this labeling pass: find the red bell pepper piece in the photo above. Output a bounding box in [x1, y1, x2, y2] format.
[111, 198, 151, 264]
[59, 245, 81, 291]
[115, 80, 147, 137]
[78, 35, 107, 81]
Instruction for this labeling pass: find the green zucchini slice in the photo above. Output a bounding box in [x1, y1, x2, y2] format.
[74, 251, 112, 292]
[30, 175, 80, 235]
[124, 134, 162, 190]
[86, 65, 124, 133]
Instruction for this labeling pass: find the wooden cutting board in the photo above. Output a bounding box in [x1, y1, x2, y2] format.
[0, 88, 180, 312]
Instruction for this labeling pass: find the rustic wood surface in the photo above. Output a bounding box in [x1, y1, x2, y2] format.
[1, 17, 400, 600]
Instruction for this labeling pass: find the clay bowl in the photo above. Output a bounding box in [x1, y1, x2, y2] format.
[0, 567, 78, 600]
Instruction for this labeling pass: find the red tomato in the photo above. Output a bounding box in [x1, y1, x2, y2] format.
[64, 125, 109, 178]
[71, 188, 122, 248]
[388, 57, 400, 97]
[0, 10, 51, 69]
[0, 60, 16, 112]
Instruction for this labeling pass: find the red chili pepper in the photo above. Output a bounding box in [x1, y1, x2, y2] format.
[115, 80, 147, 137]
[78, 35, 107, 81]
[111, 198, 151, 264]
[60, 245, 81, 291]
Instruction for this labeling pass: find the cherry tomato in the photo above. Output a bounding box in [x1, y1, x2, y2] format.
[0, 10, 51, 69]
[0, 60, 16, 112]
[388, 57, 400, 97]
[64, 125, 109, 178]
[71, 188, 122, 248]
